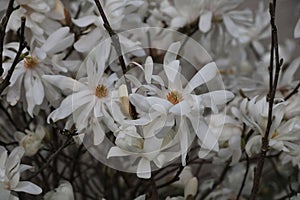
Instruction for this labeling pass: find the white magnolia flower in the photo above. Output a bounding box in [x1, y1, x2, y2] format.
[107, 124, 179, 179]
[198, 0, 252, 38]
[295, 18, 300, 38]
[160, 0, 202, 28]
[130, 42, 234, 165]
[44, 180, 74, 200]
[9, 0, 65, 37]
[232, 96, 285, 136]
[238, 2, 270, 54]
[73, 0, 143, 53]
[14, 125, 46, 156]
[3, 27, 74, 116]
[0, 146, 42, 199]
[45, 41, 120, 145]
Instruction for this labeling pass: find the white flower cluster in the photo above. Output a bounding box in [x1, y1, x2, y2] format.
[0, 0, 299, 199]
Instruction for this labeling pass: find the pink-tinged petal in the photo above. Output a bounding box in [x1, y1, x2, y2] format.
[137, 158, 151, 179]
[145, 56, 153, 84]
[294, 18, 300, 38]
[199, 11, 212, 33]
[42, 75, 87, 92]
[223, 15, 239, 38]
[107, 146, 131, 158]
[14, 181, 42, 195]
[185, 62, 218, 93]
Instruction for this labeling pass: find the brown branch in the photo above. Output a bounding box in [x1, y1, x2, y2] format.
[0, 0, 16, 76]
[0, 16, 27, 94]
[236, 153, 250, 200]
[249, 1, 283, 199]
[93, 0, 137, 119]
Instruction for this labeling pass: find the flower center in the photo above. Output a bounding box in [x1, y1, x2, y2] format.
[167, 91, 183, 105]
[271, 130, 279, 139]
[24, 56, 39, 69]
[95, 84, 108, 98]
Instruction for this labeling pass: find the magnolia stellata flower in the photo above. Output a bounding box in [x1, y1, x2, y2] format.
[9, 0, 65, 37]
[45, 41, 122, 145]
[130, 42, 234, 165]
[3, 27, 74, 116]
[107, 125, 179, 179]
[0, 146, 42, 199]
[198, 0, 252, 38]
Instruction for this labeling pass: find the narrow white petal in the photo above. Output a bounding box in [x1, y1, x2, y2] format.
[137, 158, 151, 179]
[14, 181, 42, 195]
[42, 75, 87, 92]
[294, 18, 300, 38]
[199, 11, 212, 33]
[185, 62, 218, 93]
[145, 56, 153, 84]
[107, 146, 131, 158]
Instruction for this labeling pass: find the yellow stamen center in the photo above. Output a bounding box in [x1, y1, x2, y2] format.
[271, 130, 279, 139]
[24, 56, 39, 69]
[95, 84, 108, 98]
[167, 91, 183, 105]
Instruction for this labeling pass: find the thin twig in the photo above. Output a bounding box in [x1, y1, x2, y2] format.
[200, 162, 231, 199]
[93, 0, 137, 119]
[27, 136, 74, 180]
[249, 1, 283, 199]
[284, 81, 300, 101]
[0, 16, 27, 94]
[236, 153, 250, 200]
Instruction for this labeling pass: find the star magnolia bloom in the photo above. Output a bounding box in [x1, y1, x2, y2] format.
[44, 42, 120, 145]
[246, 117, 300, 156]
[14, 125, 46, 157]
[199, 0, 252, 38]
[9, 0, 65, 37]
[3, 27, 74, 116]
[107, 125, 179, 179]
[130, 42, 234, 165]
[0, 146, 42, 199]
[44, 180, 74, 200]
